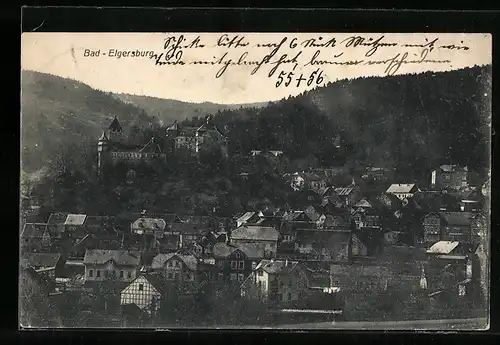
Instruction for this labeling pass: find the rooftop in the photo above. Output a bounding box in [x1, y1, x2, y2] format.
[231, 225, 279, 241]
[386, 184, 417, 194]
[151, 252, 198, 271]
[83, 250, 141, 266]
[256, 259, 300, 275]
[427, 241, 460, 255]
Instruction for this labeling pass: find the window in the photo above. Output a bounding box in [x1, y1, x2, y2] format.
[231, 261, 237, 269]
[168, 261, 172, 267]
[288, 279, 292, 288]
[252, 262, 257, 270]
[280, 280, 284, 288]
[459, 285, 466, 297]
[238, 261, 245, 270]
[258, 270, 263, 276]
[238, 274, 244, 282]
[288, 293, 292, 301]
[88, 269, 93, 277]
[96, 270, 101, 278]
[235, 252, 241, 259]
[139, 284, 144, 291]
[128, 271, 132, 278]
[175, 261, 179, 267]
[120, 271, 124, 278]
[230, 273, 237, 281]
[277, 293, 283, 301]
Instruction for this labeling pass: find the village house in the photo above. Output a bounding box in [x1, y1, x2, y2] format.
[458, 188, 483, 212]
[386, 184, 420, 201]
[83, 250, 141, 283]
[351, 199, 382, 230]
[233, 211, 263, 228]
[130, 216, 166, 237]
[120, 272, 165, 315]
[230, 225, 280, 257]
[431, 165, 469, 189]
[151, 252, 199, 284]
[304, 206, 327, 229]
[378, 246, 429, 292]
[361, 167, 395, 182]
[318, 187, 344, 208]
[288, 172, 305, 191]
[350, 233, 369, 257]
[424, 242, 474, 297]
[333, 186, 363, 207]
[422, 212, 485, 245]
[166, 118, 228, 157]
[294, 229, 351, 262]
[383, 230, 403, 245]
[213, 242, 266, 283]
[241, 259, 309, 305]
[20, 223, 51, 253]
[21, 253, 65, 280]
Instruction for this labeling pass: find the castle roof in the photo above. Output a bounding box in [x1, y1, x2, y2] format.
[98, 131, 109, 141]
[108, 117, 123, 132]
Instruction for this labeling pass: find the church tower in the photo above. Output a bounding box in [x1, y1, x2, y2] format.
[107, 116, 123, 142]
[97, 131, 110, 176]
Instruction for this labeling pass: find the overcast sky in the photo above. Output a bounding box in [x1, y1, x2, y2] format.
[21, 32, 491, 104]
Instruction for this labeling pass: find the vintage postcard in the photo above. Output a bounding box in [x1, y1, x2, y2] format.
[20, 32, 491, 330]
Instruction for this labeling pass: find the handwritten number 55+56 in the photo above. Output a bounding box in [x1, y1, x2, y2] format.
[276, 69, 324, 88]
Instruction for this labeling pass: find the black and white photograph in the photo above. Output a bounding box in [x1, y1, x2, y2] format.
[19, 31, 491, 330]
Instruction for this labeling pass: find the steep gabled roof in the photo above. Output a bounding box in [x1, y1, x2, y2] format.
[83, 250, 141, 266]
[108, 117, 123, 132]
[151, 252, 198, 271]
[386, 184, 417, 194]
[20, 223, 47, 239]
[23, 253, 61, 268]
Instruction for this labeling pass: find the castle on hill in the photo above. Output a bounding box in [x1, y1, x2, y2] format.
[97, 116, 228, 177]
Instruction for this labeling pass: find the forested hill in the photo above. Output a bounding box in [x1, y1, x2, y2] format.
[21, 70, 265, 174]
[202, 65, 491, 183]
[113, 93, 268, 126]
[21, 70, 155, 174]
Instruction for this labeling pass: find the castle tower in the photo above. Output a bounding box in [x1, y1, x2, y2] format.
[97, 131, 110, 176]
[107, 116, 123, 142]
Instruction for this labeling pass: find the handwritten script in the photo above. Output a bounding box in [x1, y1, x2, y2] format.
[149, 34, 471, 88]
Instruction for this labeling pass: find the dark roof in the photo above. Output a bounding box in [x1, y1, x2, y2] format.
[23, 253, 61, 268]
[151, 252, 198, 271]
[20, 267, 53, 292]
[83, 250, 141, 266]
[108, 117, 123, 132]
[143, 272, 167, 295]
[212, 242, 265, 259]
[439, 212, 474, 226]
[330, 263, 391, 277]
[231, 225, 279, 241]
[20, 223, 47, 238]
